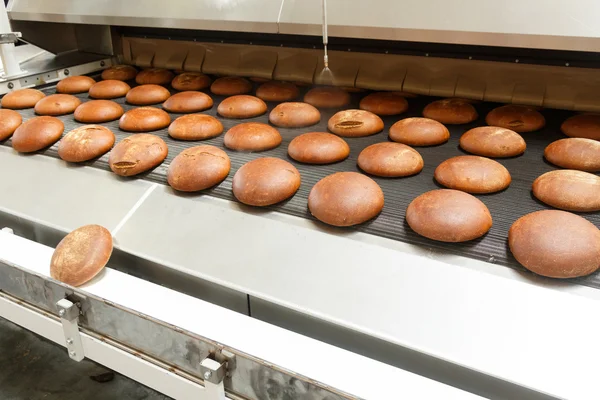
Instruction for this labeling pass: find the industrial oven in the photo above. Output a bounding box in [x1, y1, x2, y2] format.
[1, 1, 599, 399]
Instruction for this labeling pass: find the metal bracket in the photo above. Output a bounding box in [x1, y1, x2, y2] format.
[199, 351, 236, 400]
[0, 32, 21, 44]
[56, 298, 84, 362]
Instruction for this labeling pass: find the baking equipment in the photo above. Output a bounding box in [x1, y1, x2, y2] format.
[1, 1, 600, 399]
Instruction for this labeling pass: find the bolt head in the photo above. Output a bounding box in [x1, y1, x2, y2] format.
[100, 61, 105, 67]
[63, 69, 70, 75]
[58, 309, 65, 316]
[69, 351, 76, 357]
[7, 82, 13, 89]
[66, 338, 74, 345]
[203, 371, 212, 380]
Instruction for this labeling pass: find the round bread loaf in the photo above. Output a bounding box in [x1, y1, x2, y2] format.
[485, 105, 545, 133]
[232, 157, 301, 206]
[217, 95, 267, 118]
[359, 92, 409, 116]
[171, 72, 211, 91]
[328, 109, 384, 137]
[434, 155, 511, 194]
[544, 138, 600, 172]
[119, 107, 171, 132]
[389, 117, 449, 146]
[163, 91, 213, 113]
[288, 132, 350, 164]
[422, 99, 478, 124]
[101, 65, 138, 81]
[406, 189, 493, 242]
[126, 84, 171, 105]
[256, 81, 299, 102]
[1, 88, 45, 109]
[58, 125, 115, 162]
[560, 114, 600, 140]
[358, 142, 423, 177]
[56, 76, 95, 94]
[269, 102, 320, 128]
[34, 94, 81, 116]
[89, 80, 131, 99]
[224, 122, 281, 151]
[168, 114, 223, 140]
[168, 145, 230, 191]
[135, 68, 174, 85]
[109, 134, 168, 176]
[210, 77, 252, 96]
[308, 172, 384, 227]
[0, 109, 22, 140]
[459, 126, 526, 158]
[532, 170, 600, 212]
[12, 116, 64, 153]
[74, 100, 124, 123]
[50, 224, 113, 287]
[304, 87, 350, 108]
[509, 210, 600, 278]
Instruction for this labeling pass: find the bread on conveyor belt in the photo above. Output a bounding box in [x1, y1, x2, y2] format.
[74, 100, 124, 123]
[168, 114, 223, 140]
[509, 210, 600, 278]
[34, 94, 81, 116]
[434, 155, 511, 194]
[232, 157, 301, 206]
[358, 142, 423, 177]
[224, 122, 281, 151]
[0, 109, 22, 140]
[163, 91, 213, 113]
[126, 84, 171, 105]
[422, 98, 478, 125]
[56, 75, 96, 94]
[560, 113, 600, 140]
[389, 117, 449, 146]
[217, 95, 267, 119]
[89, 80, 131, 99]
[269, 102, 320, 128]
[171, 72, 212, 91]
[532, 170, 600, 212]
[256, 81, 299, 102]
[58, 125, 115, 162]
[459, 126, 526, 158]
[485, 105, 545, 133]
[1, 88, 45, 109]
[210, 77, 253, 96]
[359, 92, 409, 116]
[308, 172, 384, 227]
[287, 132, 350, 164]
[135, 68, 174, 85]
[544, 138, 600, 172]
[101, 64, 138, 81]
[328, 109, 384, 137]
[119, 107, 171, 132]
[304, 87, 350, 108]
[11, 116, 64, 153]
[406, 189, 492, 242]
[109, 134, 168, 176]
[167, 145, 230, 192]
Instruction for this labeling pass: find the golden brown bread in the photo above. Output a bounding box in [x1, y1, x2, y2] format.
[34, 94, 81, 116]
[109, 134, 168, 176]
[406, 189, 492, 242]
[210, 77, 252, 96]
[532, 170, 600, 212]
[89, 80, 131, 99]
[224, 122, 281, 151]
[269, 102, 320, 128]
[544, 138, 600, 172]
[560, 114, 600, 140]
[135, 68, 174, 85]
[58, 125, 115, 162]
[308, 172, 384, 227]
[434, 155, 511, 194]
[389, 117, 449, 146]
[359, 92, 409, 116]
[1, 88, 45, 109]
[328, 109, 384, 137]
[56, 76, 96, 94]
[162, 91, 213, 113]
[509, 210, 600, 278]
[358, 142, 423, 177]
[232, 157, 301, 206]
[74, 100, 124, 123]
[217, 95, 267, 118]
[256, 81, 299, 102]
[12, 116, 64, 153]
[119, 107, 171, 132]
[171, 72, 212, 91]
[485, 105, 545, 133]
[167, 145, 230, 192]
[0, 109, 22, 140]
[287, 132, 350, 164]
[50, 224, 113, 287]
[126, 84, 171, 105]
[304, 87, 350, 108]
[459, 126, 526, 158]
[101, 65, 138, 81]
[168, 114, 223, 140]
[422, 99, 478, 124]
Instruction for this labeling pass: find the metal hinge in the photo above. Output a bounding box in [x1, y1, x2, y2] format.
[199, 350, 236, 400]
[0, 32, 21, 44]
[56, 298, 84, 362]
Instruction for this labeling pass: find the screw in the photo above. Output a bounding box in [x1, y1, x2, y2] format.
[7, 82, 13, 89]
[203, 371, 212, 380]
[515, 59, 520, 63]
[565, 62, 570, 67]
[59, 309, 65, 317]
[425, 53, 429, 57]
[69, 351, 76, 357]
[385, 50, 389, 54]
[100, 61, 105, 67]
[63, 69, 70, 75]
[468, 56, 473, 60]
[66, 338, 73, 345]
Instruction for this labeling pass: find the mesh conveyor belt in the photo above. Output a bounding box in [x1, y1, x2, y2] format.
[3, 78, 600, 289]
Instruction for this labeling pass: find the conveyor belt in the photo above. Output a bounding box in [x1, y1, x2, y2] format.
[3, 78, 600, 289]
